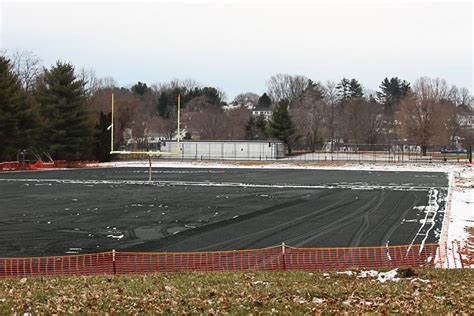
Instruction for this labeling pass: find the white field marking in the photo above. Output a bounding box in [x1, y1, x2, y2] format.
[407, 188, 441, 254]
[0, 178, 434, 191]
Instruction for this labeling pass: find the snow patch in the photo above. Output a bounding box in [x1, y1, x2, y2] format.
[357, 269, 400, 283]
[107, 234, 124, 240]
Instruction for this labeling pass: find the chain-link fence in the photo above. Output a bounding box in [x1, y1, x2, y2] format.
[117, 143, 472, 163]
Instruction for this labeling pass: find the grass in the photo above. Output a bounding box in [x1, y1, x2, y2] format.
[1, 269, 473, 314]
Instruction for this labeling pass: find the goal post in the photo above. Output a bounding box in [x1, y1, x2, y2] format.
[109, 92, 181, 181]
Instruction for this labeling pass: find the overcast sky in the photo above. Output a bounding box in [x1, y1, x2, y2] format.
[1, 0, 473, 100]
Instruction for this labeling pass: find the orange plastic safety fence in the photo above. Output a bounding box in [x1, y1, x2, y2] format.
[0, 242, 470, 279]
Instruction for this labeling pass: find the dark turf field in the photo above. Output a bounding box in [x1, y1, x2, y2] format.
[0, 167, 448, 256]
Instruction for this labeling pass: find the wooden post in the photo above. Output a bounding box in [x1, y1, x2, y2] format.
[112, 249, 116, 275]
[282, 243, 287, 271]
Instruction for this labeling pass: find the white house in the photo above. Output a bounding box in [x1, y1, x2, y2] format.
[252, 106, 272, 120]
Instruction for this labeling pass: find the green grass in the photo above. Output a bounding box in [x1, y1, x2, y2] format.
[0, 269, 473, 314]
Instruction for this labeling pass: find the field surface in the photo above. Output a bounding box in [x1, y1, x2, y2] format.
[0, 167, 448, 256]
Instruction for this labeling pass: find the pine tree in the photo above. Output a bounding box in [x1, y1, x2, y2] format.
[245, 115, 257, 140]
[255, 114, 268, 139]
[376, 77, 410, 112]
[131, 81, 150, 96]
[257, 93, 272, 108]
[267, 100, 296, 153]
[349, 79, 363, 98]
[35, 61, 92, 160]
[245, 114, 268, 140]
[336, 78, 351, 99]
[337, 78, 364, 100]
[156, 91, 171, 118]
[303, 80, 325, 101]
[94, 111, 112, 162]
[0, 56, 38, 160]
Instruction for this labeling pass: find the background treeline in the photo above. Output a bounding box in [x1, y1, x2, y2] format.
[0, 50, 473, 161]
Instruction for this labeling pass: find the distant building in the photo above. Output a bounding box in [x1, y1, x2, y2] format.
[459, 112, 474, 129]
[252, 106, 272, 120]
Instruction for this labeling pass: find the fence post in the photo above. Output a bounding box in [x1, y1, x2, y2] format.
[112, 249, 116, 275]
[282, 243, 287, 271]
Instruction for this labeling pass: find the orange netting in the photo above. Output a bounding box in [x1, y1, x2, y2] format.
[0, 242, 471, 279]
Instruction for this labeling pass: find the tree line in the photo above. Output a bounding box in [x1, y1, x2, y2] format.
[0, 50, 473, 161]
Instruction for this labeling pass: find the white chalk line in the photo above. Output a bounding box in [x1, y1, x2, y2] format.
[0, 178, 435, 191]
[407, 188, 441, 254]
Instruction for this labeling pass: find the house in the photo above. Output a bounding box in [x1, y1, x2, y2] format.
[252, 105, 272, 120]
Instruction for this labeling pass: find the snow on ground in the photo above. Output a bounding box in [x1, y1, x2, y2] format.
[100, 159, 465, 173]
[444, 166, 474, 268]
[100, 159, 473, 268]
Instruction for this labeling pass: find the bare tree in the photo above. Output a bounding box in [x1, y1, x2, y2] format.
[323, 81, 339, 151]
[342, 99, 384, 144]
[358, 102, 384, 144]
[459, 87, 473, 107]
[79, 67, 100, 96]
[232, 92, 259, 109]
[98, 76, 117, 89]
[10, 50, 43, 92]
[87, 88, 144, 144]
[266, 73, 311, 102]
[151, 78, 201, 94]
[414, 77, 450, 102]
[292, 100, 326, 151]
[224, 107, 251, 139]
[397, 91, 451, 155]
[185, 95, 214, 112]
[186, 104, 225, 139]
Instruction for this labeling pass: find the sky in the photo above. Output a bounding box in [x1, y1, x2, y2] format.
[1, 0, 473, 100]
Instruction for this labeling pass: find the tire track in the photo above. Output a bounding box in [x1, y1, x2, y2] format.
[348, 191, 386, 247]
[286, 194, 381, 246]
[195, 193, 359, 250]
[380, 191, 420, 247]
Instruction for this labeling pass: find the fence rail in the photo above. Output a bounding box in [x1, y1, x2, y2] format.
[0, 242, 471, 279]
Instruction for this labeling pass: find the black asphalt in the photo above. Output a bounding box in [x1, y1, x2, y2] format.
[0, 167, 448, 256]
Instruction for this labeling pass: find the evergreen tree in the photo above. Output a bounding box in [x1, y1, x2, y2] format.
[267, 100, 296, 153]
[336, 78, 351, 99]
[376, 77, 410, 111]
[156, 87, 183, 119]
[35, 61, 92, 159]
[256, 93, 272, 108]
[0, 56, 38, 160]
[131, 81, 150, 96]
[255, 114, 268, 138]
[349, 79, 363, 98]
[156, 91, 171, 118]
[94, 111, 112, 162]
[337, 78, 363, 100]
[302, 80, 325, 101]
[245, 114, 268, 140]
[245, 115, 257, 139]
